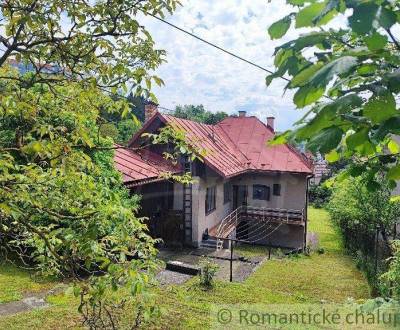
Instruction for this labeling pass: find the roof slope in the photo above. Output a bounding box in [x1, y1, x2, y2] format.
[217, 116, 312, 174]
[162, 115, 248, 177]
[118, 112, 312, 185]
[114, 146, 181, 186]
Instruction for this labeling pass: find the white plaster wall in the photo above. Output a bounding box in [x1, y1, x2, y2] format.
[192, 176, 232, 245]
[189, 172, 308, 246]
[231, 173, 307, 210]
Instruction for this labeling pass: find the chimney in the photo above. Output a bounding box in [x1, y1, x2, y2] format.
[144, 101, 158, 122]
[267, 116, 275, 131]
[238, 110, 246, 117]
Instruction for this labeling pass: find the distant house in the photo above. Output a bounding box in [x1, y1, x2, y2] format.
[115, 103, 314, 250]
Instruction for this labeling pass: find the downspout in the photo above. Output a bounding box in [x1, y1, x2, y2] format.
[304, 174, 314, 251]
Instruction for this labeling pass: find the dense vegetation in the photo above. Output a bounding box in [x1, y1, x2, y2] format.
[0, 1, 182, 328]
[327, 176, 400, 295]
[171, 104, 228, 125]
[268, 0, 400, 189]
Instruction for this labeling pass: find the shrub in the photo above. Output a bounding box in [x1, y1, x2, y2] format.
[327, 176, 400, 295]
[309, 184, 331, 208]
[198, 258, 219, 289]
[381, 241, 400, 299]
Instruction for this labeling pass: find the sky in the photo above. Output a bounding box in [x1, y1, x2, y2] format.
[139, 0, 300, 131]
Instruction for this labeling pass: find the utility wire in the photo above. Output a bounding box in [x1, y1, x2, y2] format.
[144, 11, 290, 82]
[142, 10, 334, 101]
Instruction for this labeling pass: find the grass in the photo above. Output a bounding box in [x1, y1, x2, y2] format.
[0, 207, 371, 329]
[0, 263, 55, 303]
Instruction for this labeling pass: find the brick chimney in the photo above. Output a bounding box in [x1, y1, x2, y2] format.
[238, 110, 246, 117]
[267, 116, 275, 131]
[144, 101, 158, 122]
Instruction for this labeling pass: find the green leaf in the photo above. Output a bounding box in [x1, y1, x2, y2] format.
[373, 117, 400, 141]
[364, 32, 388, 51]
[309, 56, 358, 88]
[296, 106, 337, 139]
[312, 0, 340, 25]
[307, 126, 343, 154]
[388, 165, 400, 180]
[290, 62, 324, 88]
[346, 128, 369, 150]
[363, 91, 397, 124]
[385, 70, 400, 93]
[388, 139, 400, 154]
[325, 149, 340, 163]
[357, 64, 378, 76]
[277, 32, 330, 53]
[293, 85, 325, 108]
[268, 16, 291, 40]
[268, 130, 291, 146]
[378, 7, 397, 29]
[295, 2, 326, 28]
[348, 3, 379, 35]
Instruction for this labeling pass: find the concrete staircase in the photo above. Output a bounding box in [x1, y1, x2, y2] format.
[200, 237, 223, 249]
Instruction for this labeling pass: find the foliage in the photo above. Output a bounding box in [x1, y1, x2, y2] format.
[0, 69, 163, 327]
[99, 93, 145, 145]
[0, 1, 182, 327]
[143, 125, 207, 165]
[172, 104, 228, 125]
[267, 0, 400, 189]
[381, 240, 400, 299]
[327, 176, 400, 292]
[308, 183, 331, 208]
[0, 208, 370, 329]
[198, 257, 219, 289]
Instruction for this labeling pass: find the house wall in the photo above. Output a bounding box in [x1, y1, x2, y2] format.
[230, 172, 308, 210]
[191, 168, 233, 246]
[190, 171, 308, 248]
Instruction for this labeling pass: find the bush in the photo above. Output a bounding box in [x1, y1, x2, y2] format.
[309, 184, 331, 208]
[198, 258, 219, 289]
[327, 176, 400, 295]
[381, 241, 400, 299]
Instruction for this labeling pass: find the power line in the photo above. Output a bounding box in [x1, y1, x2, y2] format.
[142, 10, 334, 102]
[144, 11, 290, 82]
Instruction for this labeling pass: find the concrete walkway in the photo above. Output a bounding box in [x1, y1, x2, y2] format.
[0, 286, 65, 317]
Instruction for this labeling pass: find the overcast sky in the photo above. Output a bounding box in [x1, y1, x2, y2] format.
[140, 0, 301, 131]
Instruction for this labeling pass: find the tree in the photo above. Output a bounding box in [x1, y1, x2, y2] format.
[173, 104, 228, 125]
[267, 0, 400, 190]
[0, 1, 183, 327]
[99, 93, 145, 145]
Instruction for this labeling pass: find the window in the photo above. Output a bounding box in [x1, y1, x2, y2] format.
[273, 184, 281, 196]
[223, 183, 231, 204]
[253, 185, 270, 201]
[205, 186, 216, 214]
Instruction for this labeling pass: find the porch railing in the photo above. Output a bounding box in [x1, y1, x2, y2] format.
[214, 206, 305, 248]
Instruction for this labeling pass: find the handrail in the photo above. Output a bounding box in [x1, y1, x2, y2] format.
[213, 206, 306, 249]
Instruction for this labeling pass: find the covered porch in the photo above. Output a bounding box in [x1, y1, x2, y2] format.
[205, 205, 306, 250]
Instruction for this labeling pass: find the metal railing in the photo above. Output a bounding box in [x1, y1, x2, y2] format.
[214, 206, 305, 248]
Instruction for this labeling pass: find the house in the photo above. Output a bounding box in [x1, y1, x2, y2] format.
[114, 103, 314, 250]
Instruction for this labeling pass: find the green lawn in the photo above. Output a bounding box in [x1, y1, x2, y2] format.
[0, 208, 370, 329]
[0, 263, 55, 304]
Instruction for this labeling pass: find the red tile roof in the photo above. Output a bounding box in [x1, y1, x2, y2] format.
[118, 113, 313, 185]
[217, 116, 312, 174]
[114, 146, 181, 187]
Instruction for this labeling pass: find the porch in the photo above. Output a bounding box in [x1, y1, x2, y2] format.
[205, 205, 306, 249]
